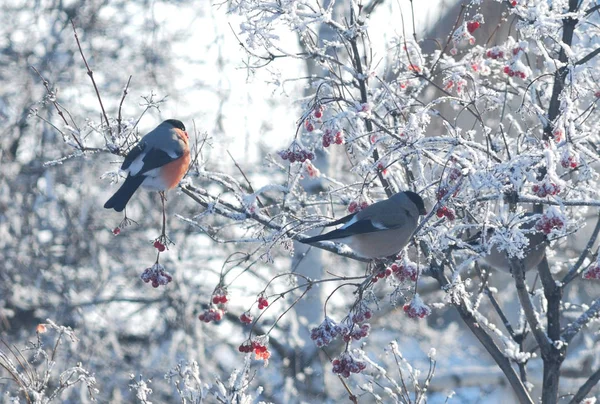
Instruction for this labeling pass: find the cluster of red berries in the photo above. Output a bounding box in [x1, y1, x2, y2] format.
[304, 106, 324, 132]
[351, 306, 373, 324]
[310, 317, 342, 348]
[448, 167, 462, 181]
[503, 65, 527, 79]
[403, 295, 431, 319]
[341, 323, 371, 343]
[322, 129, 344, 147]
[532, 182, 560, 197]
[239, 340, 271, 361]
[278, 148, 315, 163]
[304, 120, 315, 132]
[444, 79, 467, 94]
[583, 263, 600, 280]
[348, 200, 369, 213]
[560, 154, 578, 169]
[198, 308, 224, 323]
[466, 20, 480, 34]
[140, 264, 173, 288]
[239, 311, 254, 324]
[358, 102, 372, 113]
[535, 214, 565, 235]
[257, 295, 269, 310]
[332, 352, 367, 378]
[436, 187, 449, 200]
[390, 262, 419, 282]
[553, 129, 563, 142]
[436, 206, 456, 221]
[372, 267, 392, 282]
[212, 289, 228, 305]
[153, 240, 166, 252]
[313, 106, 323, 119]
[486, 47, 505, 59]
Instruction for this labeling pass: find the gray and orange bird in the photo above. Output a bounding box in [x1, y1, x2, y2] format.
[104, 119, 191, 212]
[302, 191, 427, 258]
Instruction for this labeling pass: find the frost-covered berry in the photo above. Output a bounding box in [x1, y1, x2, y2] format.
[212, 289, 228, 305]
[403, 294, 431, 319]
[466, 21, 480, 34]
[251, 340, 271, 361]
[258, 295, 269, 310]
[348, 200, 369, 213]
[436, 206, 455, 221]
[560, 151, 578, 169]
[153, 240, 166, 252]
[535, 214, 565, 235]
[140, 263, 173, 288]
[314, 106, 323, 118]
[532, 182, 560, 198]
[240, 312, 253, 324]
[112, 227, 121, 236]
[583, 263, 600, 280]
[310, 317, 342, 347]
[391, 262, 419, 282]
[486, 47, 505, 59]
[331, 352, 367, 378]
[198, 307, 224, 323]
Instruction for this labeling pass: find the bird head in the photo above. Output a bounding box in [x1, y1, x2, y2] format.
[403, 191, 427, 215]
[164, 119, 188, 140]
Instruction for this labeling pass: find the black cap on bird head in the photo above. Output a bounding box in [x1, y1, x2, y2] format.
[164, 119, 186, 131]
[404, 191, 427, 215]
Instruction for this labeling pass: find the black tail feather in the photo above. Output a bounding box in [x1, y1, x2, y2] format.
[302, 229, 349, 244]
[104, 175, 145, 212]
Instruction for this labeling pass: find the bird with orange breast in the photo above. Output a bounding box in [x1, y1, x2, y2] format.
[104, 119, 190, 212]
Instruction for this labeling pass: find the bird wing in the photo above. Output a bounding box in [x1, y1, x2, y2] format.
[121, 141, 147, 171]
[323, 212, 356, 227]
[351, 201, 413, 231]
[122, 141, 185, 176]
[136, 147, 184, 175]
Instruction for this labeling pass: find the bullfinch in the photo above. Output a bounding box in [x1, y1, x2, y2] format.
[475, 218, 548, 273]
[302, 191, 427, 258]
[104, 119, 190, 212]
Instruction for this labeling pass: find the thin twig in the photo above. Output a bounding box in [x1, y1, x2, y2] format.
[117, 75, 132, 136]
[71, 19, 112, 137]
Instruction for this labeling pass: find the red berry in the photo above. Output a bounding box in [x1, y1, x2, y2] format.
[240, 312, 253, 324]
[314, 108, 323, 118]
[153, 240, 165, 252]
[112, 227, 121, 235]
[467, 21, 480, 34]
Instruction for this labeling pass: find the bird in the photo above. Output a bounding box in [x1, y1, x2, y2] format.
[473, 218, 548, 273]
[104, 119, 191, 212]
[302, 191, 427, 258]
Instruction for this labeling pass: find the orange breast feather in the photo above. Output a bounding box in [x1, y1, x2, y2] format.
[161, 148, 190, 190]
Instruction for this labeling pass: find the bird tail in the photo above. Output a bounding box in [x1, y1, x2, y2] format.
[104, 175, 145, 212]
[302, 229, 347, 244]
